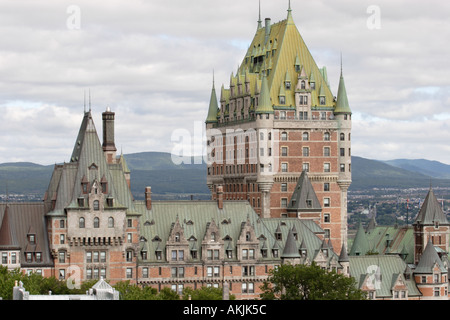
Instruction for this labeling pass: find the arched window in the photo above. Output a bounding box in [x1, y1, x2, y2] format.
[324, 132, 330, 141]
[175, 233, 180, 242]
[108, 217, 114, 228]
[94, 217, 100, 228]
[302, 132, 309, 141]
[211, 232, 216, 242]
[93, 200, 99, 211]
[340, 133, 345, 141]
[246, 232, 251, 241]
[79, 217, 85, 228]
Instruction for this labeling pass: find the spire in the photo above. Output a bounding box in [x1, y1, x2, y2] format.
[255, 71, 273, 114]
[206, 72, 219, 123]
[334, 56, 351, 114]
[349, 221, 370, 256]
[338, 243, 349, 262]
[281, 227, 300, 259]
[257, 0, 262, 30]
[287, 0, 294, 24]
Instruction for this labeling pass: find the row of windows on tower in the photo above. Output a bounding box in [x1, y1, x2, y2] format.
[78, 216, 115, 228]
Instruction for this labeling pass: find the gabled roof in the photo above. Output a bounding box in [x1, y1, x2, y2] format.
[0, 206, 20, 250]
[414, 188, 449, 226]
[287, 171, 321, 212]
[414, 239, 447, 274]
[0, 203, 52, 266]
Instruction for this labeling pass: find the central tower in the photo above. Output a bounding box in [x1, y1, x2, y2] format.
[205, 4, 352, 253]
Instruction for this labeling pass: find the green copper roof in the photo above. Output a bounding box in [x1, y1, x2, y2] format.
[349, 222, 370, 256]
[256, 72, 273, 113]
[206, 81, 219, 123]
[334, 71, 351, 114]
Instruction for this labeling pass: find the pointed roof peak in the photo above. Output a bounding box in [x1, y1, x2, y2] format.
[287, 171, 321, 212]
[414, 187, 449, 226]
[334, 57, 351, 115]
[281, 227, 300, 259]
[206, 72, 219, 123]
[287, 0, 294, 24]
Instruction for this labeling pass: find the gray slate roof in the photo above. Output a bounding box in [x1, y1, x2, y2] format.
[287, 171, 321, 212]
[414, 188, 449, 226]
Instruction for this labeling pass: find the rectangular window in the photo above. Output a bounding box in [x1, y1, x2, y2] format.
[281, 183, 288, 192]
[324, 198, 330, 207]
[302, 147, 309, 157]
[324, 163, 330, 172]
[281, 163, 288, 172]
[281, 147, 288, 156]
[126, 268, 133, 279]
[324, 147, 330, 157]
[281, 198, 288, 208]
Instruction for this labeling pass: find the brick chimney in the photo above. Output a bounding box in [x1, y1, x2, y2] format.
[145, 187, 152, 210]
[217, 185, 223, 209]
[102, 107, 117, 164]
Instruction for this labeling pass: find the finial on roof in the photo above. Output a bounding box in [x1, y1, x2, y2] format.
[287, 0, 294, 24]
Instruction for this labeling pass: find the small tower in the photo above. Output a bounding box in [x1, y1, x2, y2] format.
[413, 187, 450, 265]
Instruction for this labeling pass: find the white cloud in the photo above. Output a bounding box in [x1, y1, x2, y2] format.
[0, 0, 449, 165]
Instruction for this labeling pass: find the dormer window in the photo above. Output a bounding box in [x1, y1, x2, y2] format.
[285, 81, 291, 90]
[301, 81, 305, 89]
[279, 96, 286, 104]
[319, 96, 326, 105]
[28, 234, 35, 244]
[310, 82, 315, 90]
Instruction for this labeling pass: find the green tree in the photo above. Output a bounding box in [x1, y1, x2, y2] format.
[260, 263, 366, 300]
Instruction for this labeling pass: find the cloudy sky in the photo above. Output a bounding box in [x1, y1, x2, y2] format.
[0, 0, 449, 165]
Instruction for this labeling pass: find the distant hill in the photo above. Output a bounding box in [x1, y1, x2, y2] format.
[350, 156, 450, 190]
[383, 159, 450, 179]
[1, 153, 450, 199]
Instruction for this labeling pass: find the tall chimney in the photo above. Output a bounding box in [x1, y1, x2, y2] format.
[264, 18, 271, 44]
[102, 107, 117, 164]
[145, 187, 152, 210]
[217, 185, 223, 209]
